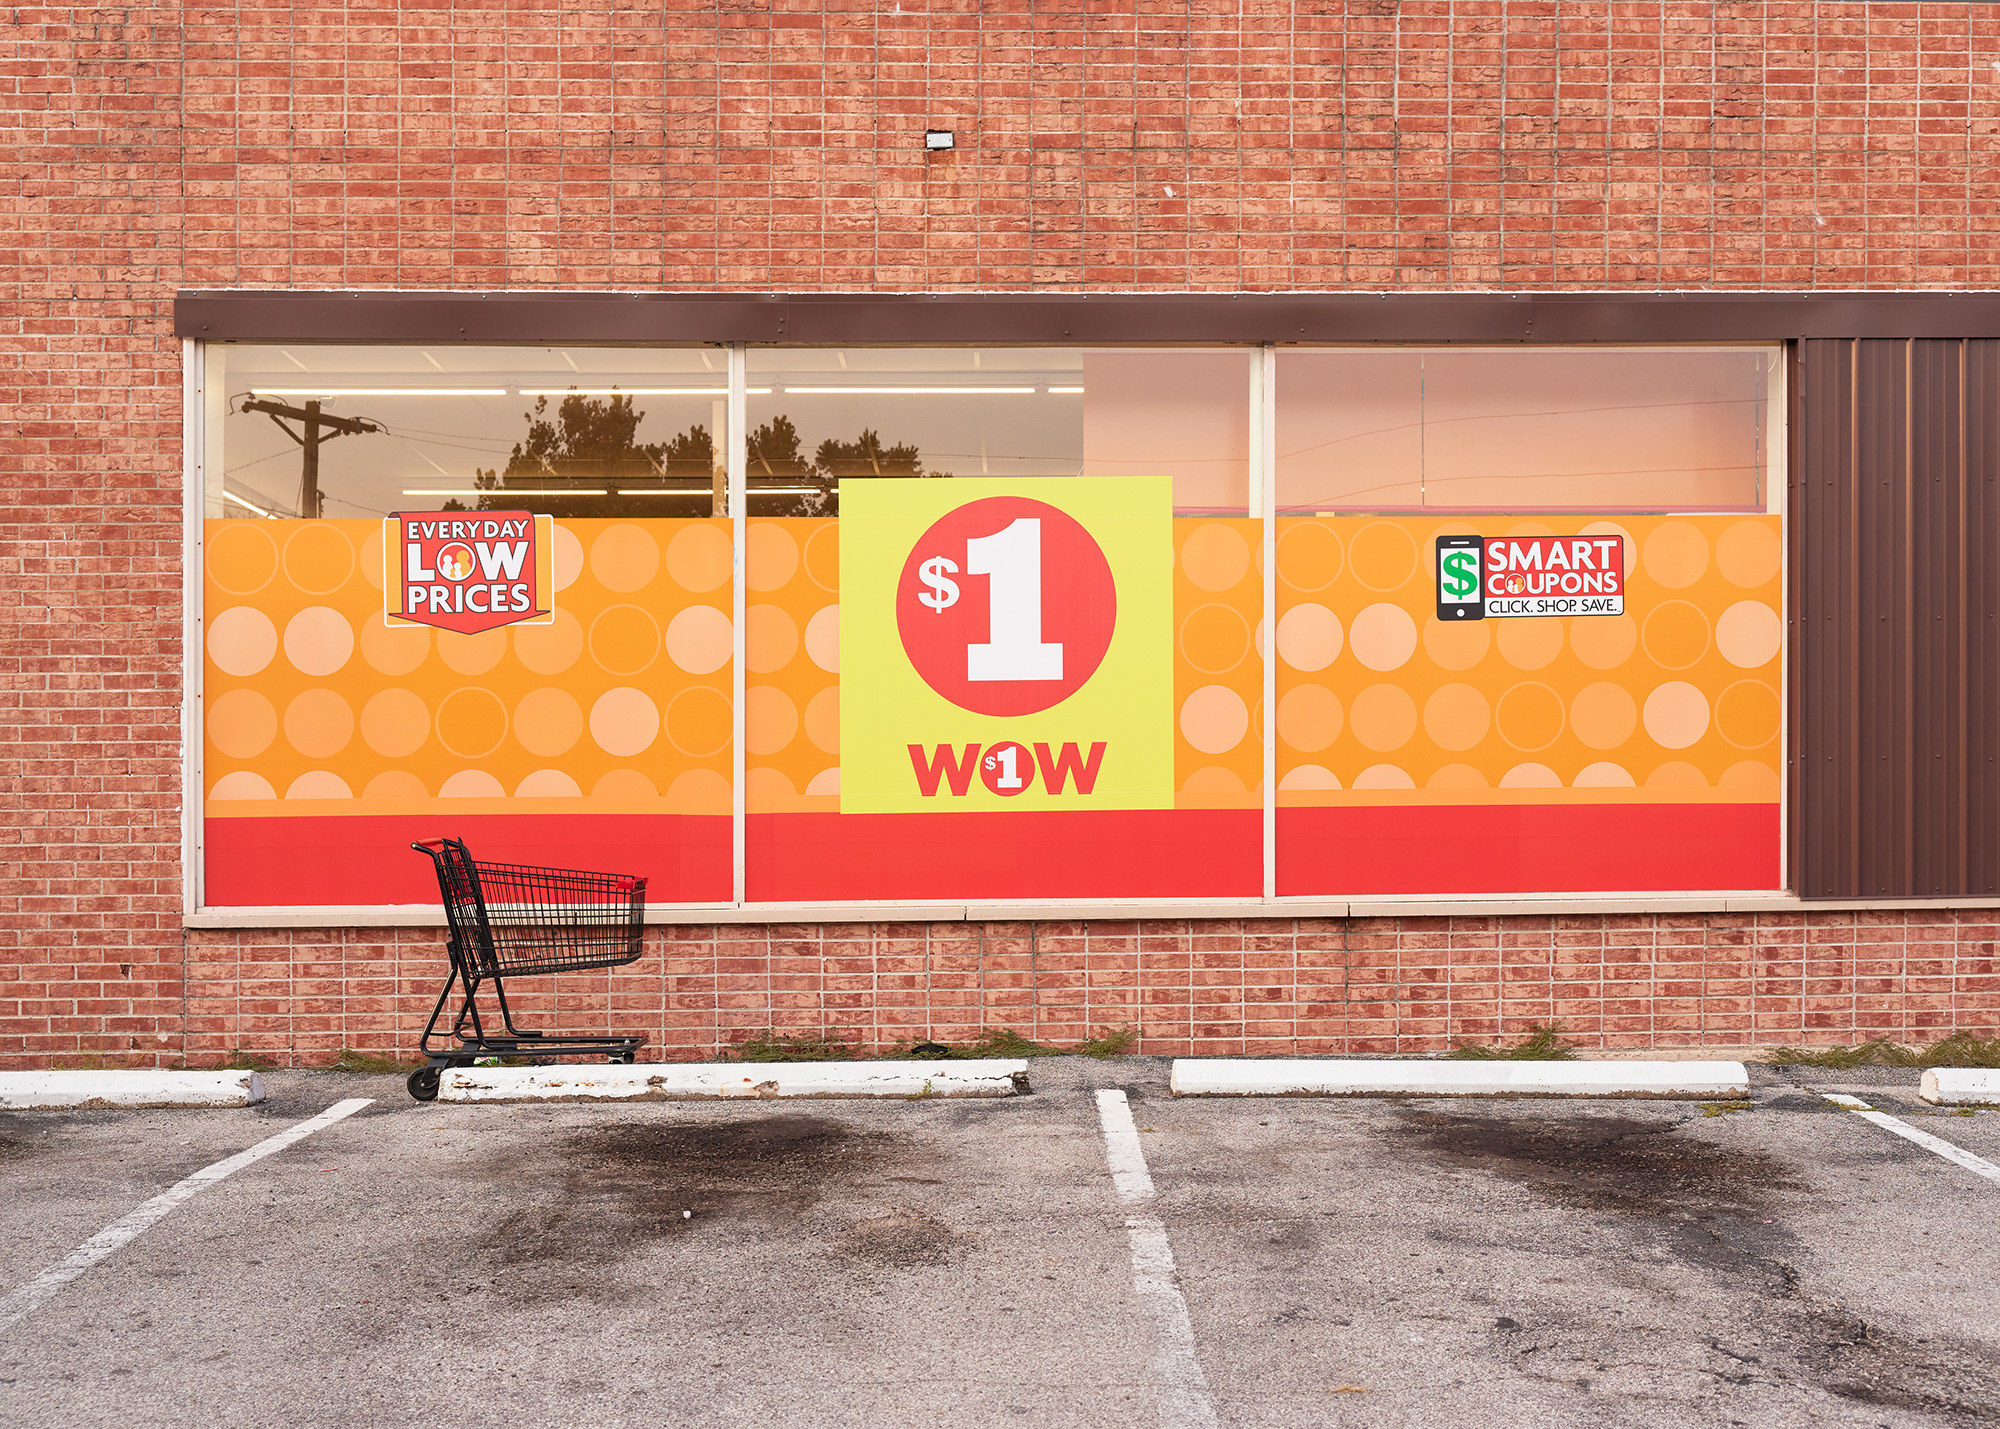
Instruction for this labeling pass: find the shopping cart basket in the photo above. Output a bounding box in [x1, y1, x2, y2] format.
[406, 837, 649, 1101]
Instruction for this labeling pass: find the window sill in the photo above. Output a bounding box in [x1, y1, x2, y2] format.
[180, 891, 2000, 930]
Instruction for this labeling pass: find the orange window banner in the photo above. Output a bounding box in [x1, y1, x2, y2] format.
[200, 517, 735, 906]
[1274, 513, 1784, 895]
[839, 477, 1175, 816]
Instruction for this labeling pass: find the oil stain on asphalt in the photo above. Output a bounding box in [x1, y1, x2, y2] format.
[474, 1113, 958, 1300]
[1390, 1109, 2000, 1424]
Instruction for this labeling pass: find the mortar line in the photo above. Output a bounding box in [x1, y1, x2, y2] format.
[1030, 920, 1039, 1041]
[1291, 918, 1299, 1053]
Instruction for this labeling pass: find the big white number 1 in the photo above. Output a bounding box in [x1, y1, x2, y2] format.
[965, 517, 1064, 682]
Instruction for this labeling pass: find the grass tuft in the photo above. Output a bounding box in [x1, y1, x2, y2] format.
[218, 1048, 277, 1072]
[1933, 1032, 2000, 1068]
[955, 1028, 1062, 1059]
[1769, 1031, 2000, 1069]
[895, 1026, 1137, 1060]
[329, 1048, 420, 1075]
[53, 1053, 113, 1071]
[1077, 1027, 1138, 1059]
[1445, 1024, 1578, 1061]
[728, 1030, 858, 1063]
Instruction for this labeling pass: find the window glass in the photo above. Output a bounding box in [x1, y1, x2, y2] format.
[197, 343, 734, 911]
[1277, 346, 1780, 514]
[741, 345, 1262, 901]
[207, 345, 731, 520]
[744, 347, 1254, 516]
[1082, 350, 1253, 515]
[742, 348, 1080, 515]
[195, 335, 1784, 910]
[1273, 350, 1424, 511]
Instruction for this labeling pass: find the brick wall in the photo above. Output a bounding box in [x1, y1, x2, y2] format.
[7, 2, 2000, 1067]
[163, 911, 2000, 1066]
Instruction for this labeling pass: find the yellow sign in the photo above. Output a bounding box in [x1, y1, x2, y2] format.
[841, 477, 1173, 814]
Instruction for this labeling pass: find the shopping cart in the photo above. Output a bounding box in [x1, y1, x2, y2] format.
[405, 837, 649, 1101]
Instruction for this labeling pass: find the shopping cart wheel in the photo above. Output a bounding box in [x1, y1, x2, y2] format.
[611, 1051, 637, 1064]
[406, 1065, 442, 1102]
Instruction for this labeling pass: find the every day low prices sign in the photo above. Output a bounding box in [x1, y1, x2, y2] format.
[840, 477, 1173, 815]
[384, 510, 556, 633]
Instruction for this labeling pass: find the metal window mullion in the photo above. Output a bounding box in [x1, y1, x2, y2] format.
[1260, 345, 1278, 901]
[1784, 342, 1800, 888]
[729, 344, 748, 907]
[183, 340, 204, 916]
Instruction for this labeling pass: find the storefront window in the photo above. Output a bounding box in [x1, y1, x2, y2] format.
[197, 344, 735, 908]
[1270, 344, 1785, 898]
[1276, 346, 1781, 514]
[741, 346, 1262, 900]
[190, 337, 1784, 910]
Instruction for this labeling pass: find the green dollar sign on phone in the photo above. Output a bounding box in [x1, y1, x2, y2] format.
[1441, 548, 1479, 599]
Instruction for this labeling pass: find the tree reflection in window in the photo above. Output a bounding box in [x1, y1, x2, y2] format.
[452, 393, 933, 519]
[451, 393, 715, 519]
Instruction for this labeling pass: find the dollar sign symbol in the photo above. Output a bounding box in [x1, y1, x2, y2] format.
[918, 555, 960, 613]
[1442, 549, 1478, 599]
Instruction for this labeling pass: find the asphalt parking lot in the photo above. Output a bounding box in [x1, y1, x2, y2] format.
[1, 1060, 1997, 1429]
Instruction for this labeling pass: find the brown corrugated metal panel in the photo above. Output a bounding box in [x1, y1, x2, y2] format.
[1792, 339, 2000, 898]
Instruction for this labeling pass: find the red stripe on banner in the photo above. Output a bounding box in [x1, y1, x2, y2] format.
[1277, 802, 1780, 895]
[203, 814, 732, 907]
[747, 810, 1263, 902]
[204, 803, 1776, 907]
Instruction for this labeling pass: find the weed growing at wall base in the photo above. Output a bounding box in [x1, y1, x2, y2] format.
[1769, 1032, 2000, 1069]
[1446, 1025, 1578, 1061]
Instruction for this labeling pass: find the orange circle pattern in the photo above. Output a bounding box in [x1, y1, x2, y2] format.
[206, 513, 1779, 816]
[1173, 520, 1264, 799]
[203, 518, 734, 806]
[1275, 515, 1782, 797]
[738, 520, 839, 808]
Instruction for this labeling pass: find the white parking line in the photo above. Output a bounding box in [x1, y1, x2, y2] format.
[1821, 1093, 2000, 1186]
[0, 1097, 374, 1333]
[1095, 1089, 1221, 1429]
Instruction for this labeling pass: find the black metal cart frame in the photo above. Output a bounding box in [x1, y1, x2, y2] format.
[406, 837, 649, 1100]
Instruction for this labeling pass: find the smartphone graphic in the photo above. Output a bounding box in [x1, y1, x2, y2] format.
[1435, 535, 1486, 621]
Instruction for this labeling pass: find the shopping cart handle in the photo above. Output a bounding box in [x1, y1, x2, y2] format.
[411, 838, 453, 853]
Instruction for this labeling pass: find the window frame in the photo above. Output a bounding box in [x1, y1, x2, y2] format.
[182, 334, 1792, 922]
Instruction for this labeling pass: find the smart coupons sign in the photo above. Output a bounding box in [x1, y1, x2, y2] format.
[383, 510, 556, 634]
[1435, 533, 1626, 621]
[841, 477, 1173, 814]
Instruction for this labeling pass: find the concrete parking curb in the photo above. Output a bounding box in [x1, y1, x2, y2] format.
[0, 1070, 266, 1109]
[437, 1059, 1032, 1103]
[1920, 1068, 2000, 1106]
[1170, 1058, 1750, 1099]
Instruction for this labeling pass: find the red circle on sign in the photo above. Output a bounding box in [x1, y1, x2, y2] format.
[979, 740, 1037, 796]
[896, 496, 1117, 717]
